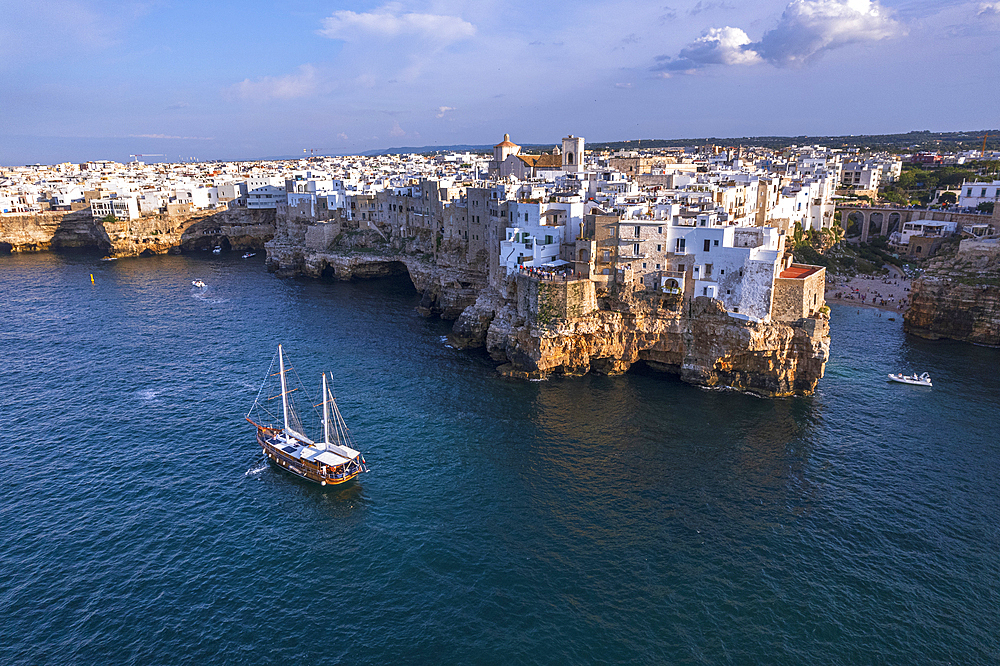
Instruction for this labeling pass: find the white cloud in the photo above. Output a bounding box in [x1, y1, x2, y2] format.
[319, 6, 475, 43]
[436, 106, 455, 118]
[978, 1, 1000, 16]
[337, 132, 349, 141]
[755, 0, 901, 66]
[227, 64, 319, 101]
[389, 121, 405, 137]
[654, 0, 901, 73]
[654, 26, 761, 72]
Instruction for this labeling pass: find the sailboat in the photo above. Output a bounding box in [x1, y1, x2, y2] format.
[246, 345, 368, 486]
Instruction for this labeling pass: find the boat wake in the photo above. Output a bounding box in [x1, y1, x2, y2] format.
[439, 335, 454, 349]
[245, 461, 268, 477]
[137, 388, 160, 402]
[191, 290, 230, 304]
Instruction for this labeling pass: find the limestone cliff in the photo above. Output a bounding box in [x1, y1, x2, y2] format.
[264, 216, 485, 319]
[453, 276, 830, 396]
[0, 208, 275, 257]
[904, 239, 1000, 346]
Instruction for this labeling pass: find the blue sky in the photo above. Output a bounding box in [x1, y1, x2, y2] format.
[2, 0, 998, 164]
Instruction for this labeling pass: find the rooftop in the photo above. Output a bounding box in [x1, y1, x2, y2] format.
[779, 264, 822, 279]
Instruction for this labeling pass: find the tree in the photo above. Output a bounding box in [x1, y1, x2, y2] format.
[977, 201, 995, 214]
[938, 191, 957, 205]
[791, 222, 808, 249]
[823, 225, 845, 250]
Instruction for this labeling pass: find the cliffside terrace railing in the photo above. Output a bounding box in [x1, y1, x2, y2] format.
[516, 266, 586, 282]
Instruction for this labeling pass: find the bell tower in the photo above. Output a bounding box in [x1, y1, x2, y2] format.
[562, 134, 585, 173]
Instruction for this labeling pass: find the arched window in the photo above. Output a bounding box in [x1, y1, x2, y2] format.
[567, 152, 574, 165]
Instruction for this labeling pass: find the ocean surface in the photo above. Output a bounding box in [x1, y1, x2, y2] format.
[1, 251, 998, 665]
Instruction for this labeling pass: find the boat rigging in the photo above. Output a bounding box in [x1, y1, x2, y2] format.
[247, 345, 368, 486]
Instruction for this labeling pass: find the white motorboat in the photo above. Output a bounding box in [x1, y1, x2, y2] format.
[888, 372, 932, 387]
[192, 280, 207, 288]
[212, 246, 221, 254]
[242, 252, 256, 259]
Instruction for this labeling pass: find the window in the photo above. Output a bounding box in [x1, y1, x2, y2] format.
[657, 244, 662, 251]
[714, 240, 719, 246]
[525, 212, 529, 222]
[676, 238, 685, 252]
[678, 264, 685, 272]
[642, 262, 647, 268]
[726, 289, 731, 294]
[720, 269, 725, 275]
[634, 243, 640, 255]
[704, 239, 711, 252]
[983, 188, 988, 197]
[658, 226, 662, 234]
[968, 188, 973, 197]
[635, 226, 640, 237]
[656, 263, 660, 269]
[705, 264, 712, 277]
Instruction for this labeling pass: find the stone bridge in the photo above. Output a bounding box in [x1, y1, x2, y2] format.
[836, 206, 992, 242]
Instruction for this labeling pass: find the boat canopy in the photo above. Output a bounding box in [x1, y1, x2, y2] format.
[300, 446, 353, 467]
[327, 443, 361, 459]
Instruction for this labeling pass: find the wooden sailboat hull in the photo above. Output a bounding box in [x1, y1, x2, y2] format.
[257, 429, 363, 487]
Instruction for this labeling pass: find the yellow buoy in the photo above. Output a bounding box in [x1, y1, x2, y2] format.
[90, 274, 95, 284]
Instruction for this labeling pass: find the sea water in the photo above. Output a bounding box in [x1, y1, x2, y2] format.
[1, 252, 998, 664]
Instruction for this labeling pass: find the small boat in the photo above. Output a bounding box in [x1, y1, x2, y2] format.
[191, 280, 206, 288]
[888, 372, 932, 386]
[212, 246, 222, 254]
[246, 345, 368, 487]
[242, 252, 256, 259]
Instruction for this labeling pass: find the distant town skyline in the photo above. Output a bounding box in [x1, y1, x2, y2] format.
[2, 0, 999, 165]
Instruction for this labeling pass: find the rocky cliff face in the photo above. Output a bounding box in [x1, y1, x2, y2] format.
[454, 278, 830, 396]
[0, 209, 275, 257]
[904, 240, 1000, 346]
[265, 220, 486, 319]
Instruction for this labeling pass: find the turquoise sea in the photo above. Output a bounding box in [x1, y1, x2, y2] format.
[1, 251, 998, 664]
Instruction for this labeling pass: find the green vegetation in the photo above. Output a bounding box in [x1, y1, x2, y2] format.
[586, 129, 1000, 153]
[880, 164, 996, 206]
[792, 231, 901, 276]
[977, 202, 995, 214]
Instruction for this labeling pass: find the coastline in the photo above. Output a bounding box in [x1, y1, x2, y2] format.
[825, 272, 912, 314]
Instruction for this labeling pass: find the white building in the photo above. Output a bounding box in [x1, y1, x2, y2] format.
[90, 196, 139, 220]
[959, 180, 1000, 209]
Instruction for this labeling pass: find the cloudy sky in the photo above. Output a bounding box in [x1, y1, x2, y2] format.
[2, 0, 998, 164]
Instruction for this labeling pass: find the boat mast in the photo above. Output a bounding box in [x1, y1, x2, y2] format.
[278, 344, 289, 435]
[322, 373, 331, 449]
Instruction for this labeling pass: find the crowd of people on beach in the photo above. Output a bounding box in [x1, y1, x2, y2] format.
[829, 274, 911, 310]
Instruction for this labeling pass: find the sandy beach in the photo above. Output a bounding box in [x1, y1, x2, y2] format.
[825, 268, 912, 313]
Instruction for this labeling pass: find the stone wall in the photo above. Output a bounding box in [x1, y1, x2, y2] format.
[772, 266, 826, 321]
[515, 274, 598, 325]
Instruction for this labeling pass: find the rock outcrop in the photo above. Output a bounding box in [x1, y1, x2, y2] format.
[265, 218, 486, 320]
[904, 239, 1000, 346]
[0, 208, 275, 257]
[454, 276, 830, 396]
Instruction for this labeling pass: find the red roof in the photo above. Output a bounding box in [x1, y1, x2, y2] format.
[779, 264, 822, 279]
